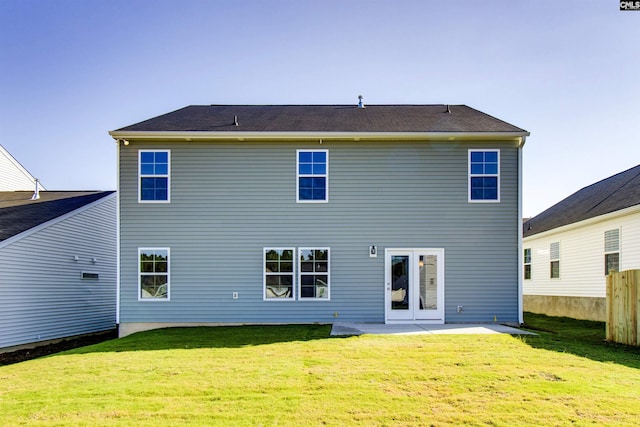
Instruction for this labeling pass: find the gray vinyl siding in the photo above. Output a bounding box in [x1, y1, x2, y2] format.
[119, 141, 520, 324]
[0, 196, 117, 350]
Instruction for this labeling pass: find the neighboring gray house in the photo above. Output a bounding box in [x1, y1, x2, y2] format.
[523, 164, 640, 321]
[0, 190, 117, 351]
[109, 104, 530, 337]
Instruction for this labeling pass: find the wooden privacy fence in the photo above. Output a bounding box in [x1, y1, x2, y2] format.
[606, 269, 640, 346]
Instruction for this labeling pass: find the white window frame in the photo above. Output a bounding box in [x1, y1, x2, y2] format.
[296, 149, 329, 203]
[468, 149, 500, 203]
[524, 248, 531, 280]
[139, 149, 171, 203]
[264, 248, 296, 301]
[550, 242, 560, 279]
[298, 247, 331, 300]
[604, 229, 620, 275]
[138, 247, 170, 301]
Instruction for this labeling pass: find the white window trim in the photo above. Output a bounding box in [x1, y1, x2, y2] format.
[604, 229, 620, 275]
[138, 247, 170, 302]
[263, 247, 296, 301]
[298, 247, 331, 301]
[524, 248, 531, 280]
[296, 149, 329, 203]
[468, 149, 500, 203]
[550, 242, 560, 279]
[138, 149, 171, 203]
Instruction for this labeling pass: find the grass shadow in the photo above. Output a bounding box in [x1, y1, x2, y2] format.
[519, 312, 640, 370]
[62, 324, 334, 356]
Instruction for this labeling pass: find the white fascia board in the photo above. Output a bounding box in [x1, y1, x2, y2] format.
[109, 130, 529, 143]
[0, 193, 116, 250]
[523, 203, 640, 242]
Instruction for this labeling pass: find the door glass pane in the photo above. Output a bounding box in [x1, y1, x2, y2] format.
[391, 255, 409, 310]
[419, 255, 437, 310]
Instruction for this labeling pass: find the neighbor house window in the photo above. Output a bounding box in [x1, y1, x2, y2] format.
[469, 149, 500, 202]
[299, 248, 330, 299]
[264, 248, 295, 300]
[81, 272, 99, 280]
[297, 150, 328, 202]
[524, 248, 532, 280]
[139, 150, 170, 202]
[139, 248, 169, 300]
[604, 229, 620, 275]
[550, 242, 560, 279]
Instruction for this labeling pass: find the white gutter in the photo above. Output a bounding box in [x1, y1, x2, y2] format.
[109, 130, 530, 142]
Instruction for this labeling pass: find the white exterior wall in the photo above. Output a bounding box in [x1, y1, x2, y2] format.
[0, 145, 44, 191]
[523, 205, 640, 298]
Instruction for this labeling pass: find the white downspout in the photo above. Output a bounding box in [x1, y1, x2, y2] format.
[115, 139, 121, 327]
[517, 136, 527, 324]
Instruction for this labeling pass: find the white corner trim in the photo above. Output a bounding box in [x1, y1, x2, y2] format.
[0, 193, 116, 249]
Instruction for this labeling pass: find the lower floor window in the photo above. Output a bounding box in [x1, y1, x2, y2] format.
[605, 253, 619, 275]
[139, 248, 169, 300]
[264, 248, 294, 299]
[550, 260, 560, 279]
[264, 247, 330, 300]
[299, 248, 330, 299]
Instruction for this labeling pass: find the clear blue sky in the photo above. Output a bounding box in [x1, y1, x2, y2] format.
[1, 0, 638, 217]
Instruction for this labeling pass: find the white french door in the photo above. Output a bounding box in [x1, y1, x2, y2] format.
[385, 249, 445, 323]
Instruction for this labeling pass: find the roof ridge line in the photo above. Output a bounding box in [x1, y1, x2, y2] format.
[584, 166, 640, 215]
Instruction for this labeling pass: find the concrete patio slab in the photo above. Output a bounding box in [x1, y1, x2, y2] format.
[330, 322, 535, 336]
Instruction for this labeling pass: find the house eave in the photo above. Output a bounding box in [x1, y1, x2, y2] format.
[109, 130, 529, 143]
[523, 203, 640, 241]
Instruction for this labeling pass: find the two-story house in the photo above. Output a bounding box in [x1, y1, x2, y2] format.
[109, 104, 529, 337]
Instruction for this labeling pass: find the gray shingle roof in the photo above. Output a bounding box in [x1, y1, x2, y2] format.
[113, 105, 528, 134]
[523, 164, 640, 238]
[0, 191, 115, 242]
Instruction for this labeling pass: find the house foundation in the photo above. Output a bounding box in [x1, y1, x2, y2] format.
[523, 295, 605, 322]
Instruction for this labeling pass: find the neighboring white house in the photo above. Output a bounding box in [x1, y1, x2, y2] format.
[523, 164, 640, 321]
[0, 146, 117, 352]
[0, 144, 46, 191]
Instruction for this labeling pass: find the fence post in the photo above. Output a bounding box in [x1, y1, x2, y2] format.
[606, 270, 640, 346]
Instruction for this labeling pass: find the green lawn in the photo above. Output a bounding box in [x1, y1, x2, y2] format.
[1, 313, 639, 426]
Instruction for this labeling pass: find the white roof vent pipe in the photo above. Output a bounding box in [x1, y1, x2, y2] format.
[31, 179, 41, 200]
[358, 95, 365, 109]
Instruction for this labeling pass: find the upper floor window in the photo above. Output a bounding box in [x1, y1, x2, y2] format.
[139, 150, 170, 202]
[469, 150, 499, 202]
[297, 150, 328, 202]
[604, 229, 620, 275]
[524, 248, 532, 280]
